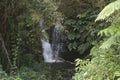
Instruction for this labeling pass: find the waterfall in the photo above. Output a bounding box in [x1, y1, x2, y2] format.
[52, 23, 61, 60]
[41, 39, 55, 62]
[41, 18, 62, 63]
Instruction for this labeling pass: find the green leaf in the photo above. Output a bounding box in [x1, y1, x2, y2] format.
[100, 35, 116, 49]
[95, 0, 120, 21]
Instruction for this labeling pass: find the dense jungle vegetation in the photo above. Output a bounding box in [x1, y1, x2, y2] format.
[0, 0, 120, 80]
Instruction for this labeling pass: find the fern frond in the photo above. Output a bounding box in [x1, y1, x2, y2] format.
[98, 23, 120, 36]
[95, 0, 120, 21]
[100, 36, 116, 49]
[100, 32, 120, 49]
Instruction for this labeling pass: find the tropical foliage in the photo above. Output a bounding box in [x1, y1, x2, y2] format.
[0, 0, 120, 80]
[61, 0, 101, 61]
[0, 0, 58, 67]
[0, 0, 63, 79]
[73, 0, 120, 80]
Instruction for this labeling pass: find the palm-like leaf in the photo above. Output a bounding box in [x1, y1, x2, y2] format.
[95, 0, 120, 21]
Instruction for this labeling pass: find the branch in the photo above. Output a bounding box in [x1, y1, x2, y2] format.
[0, 33, 12, 66]
[56, 57, 75, 65]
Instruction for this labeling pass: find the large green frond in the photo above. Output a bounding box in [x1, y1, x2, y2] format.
[95, 0, 120, 21]
[100, 32, 120, 49]
[100, 35, 116, 49]
[98, 23, 120, 36]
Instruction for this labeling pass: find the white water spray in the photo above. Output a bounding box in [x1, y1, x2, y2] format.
[41, 39, 56, 63]
[41, 18, 62, 63]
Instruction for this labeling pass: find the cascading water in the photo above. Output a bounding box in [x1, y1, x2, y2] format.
[41, 39, 55, 62]
[52, 21, 61, 60]
[41, 18, 62, 63]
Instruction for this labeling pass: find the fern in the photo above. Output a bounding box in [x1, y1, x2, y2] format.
[98, 23, 120, 36]
[95, 0, 120, 50]
[100, 35, 116, 49]
[95, 0, 120, 21]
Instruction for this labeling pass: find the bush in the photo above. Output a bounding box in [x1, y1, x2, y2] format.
[73, 44, 120, 80]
